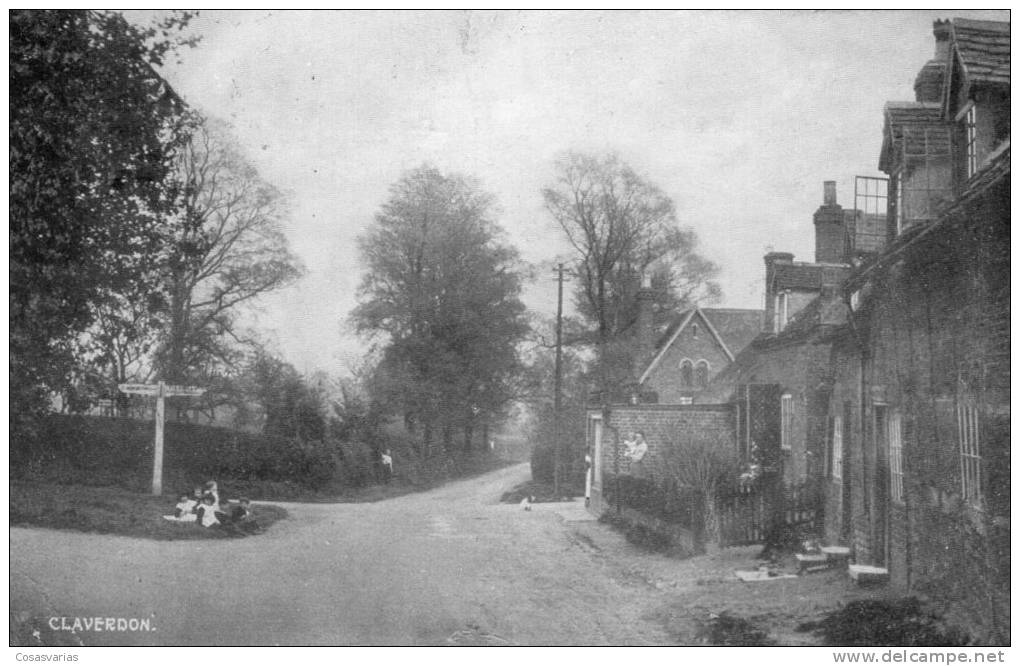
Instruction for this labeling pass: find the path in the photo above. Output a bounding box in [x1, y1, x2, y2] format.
[10, 463, 672, 646]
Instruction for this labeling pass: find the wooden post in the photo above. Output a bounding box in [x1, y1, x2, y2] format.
[152, 381, 166, 496]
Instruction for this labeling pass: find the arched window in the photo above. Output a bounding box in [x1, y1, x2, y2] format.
[695, 360, 710, 388]
[680, 359, 694, 387]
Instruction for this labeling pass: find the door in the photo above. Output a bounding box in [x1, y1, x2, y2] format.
[873, 405, 889, 567]
[841, 401, 853, 543]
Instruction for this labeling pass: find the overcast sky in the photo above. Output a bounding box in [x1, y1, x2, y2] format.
[129, 9, 1009, 376]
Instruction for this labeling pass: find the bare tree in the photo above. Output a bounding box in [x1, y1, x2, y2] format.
[156, 117, 303, 385]
[542, 152, 720, 385]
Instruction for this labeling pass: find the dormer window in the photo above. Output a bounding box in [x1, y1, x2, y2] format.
[774, 292, 789, 333]
[962, 103, 978, 179]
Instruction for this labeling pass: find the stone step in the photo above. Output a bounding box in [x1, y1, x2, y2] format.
[795, 552, 831, 573]
[848, 564, 889, 585]
[820, 546, 852, 565]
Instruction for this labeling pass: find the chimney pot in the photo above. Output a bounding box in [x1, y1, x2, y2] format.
[824, 181, 837, 206]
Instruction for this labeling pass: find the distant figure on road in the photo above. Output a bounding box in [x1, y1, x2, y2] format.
[381, 450, 393, 483]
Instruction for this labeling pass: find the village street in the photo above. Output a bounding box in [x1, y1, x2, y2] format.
[10, 463, 677, 646]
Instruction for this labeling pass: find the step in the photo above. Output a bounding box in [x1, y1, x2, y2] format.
[795, 552, 831, 573]
[820, 546, 852, 564]
[848, 564, 889, 585]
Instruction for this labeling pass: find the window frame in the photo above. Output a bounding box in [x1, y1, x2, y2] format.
[780, 393, 793, 451]
[957, 402, 981, 508]
[679, 359, 694, 388]
[774, 291, 789, 333]
[831, 414, 843, 482]
[888, 411, 904, 504]
[695, 360, 710, 388]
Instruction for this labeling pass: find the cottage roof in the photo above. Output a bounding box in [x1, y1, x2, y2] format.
[694, 295, 846, 403]
[951, 18, 1010, 87]
[878, 102, 948, 172]
[639, 307, 762, 384]
[772, 262, 849, 291]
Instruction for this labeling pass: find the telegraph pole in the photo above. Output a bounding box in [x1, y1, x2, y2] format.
[553, 263, 565, 497]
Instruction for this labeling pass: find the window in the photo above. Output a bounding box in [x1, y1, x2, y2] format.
[695, 360, 710, 388]
[780, 393, 793, 451]
[888, 412, 903, 503]
[774, 292, 789, 333]
[691, 323, 699, 338]
[894, 170, 904, 233]
[680, 360, 693, 387]
[963, 104, 977, 179]
[958, 402, 981, 507]
[831, 415, 843, 482]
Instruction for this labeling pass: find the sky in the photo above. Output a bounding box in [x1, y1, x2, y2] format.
[128, 9, 1010, 377]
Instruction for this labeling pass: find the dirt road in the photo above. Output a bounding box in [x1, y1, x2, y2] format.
[10, 463, 673, 646]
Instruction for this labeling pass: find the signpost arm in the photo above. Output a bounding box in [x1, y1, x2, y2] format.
[152, 381, 165, 496]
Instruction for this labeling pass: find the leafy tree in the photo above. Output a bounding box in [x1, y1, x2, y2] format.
[10, 10, 196, 418]
[352, 165, 529, 453]
[248, 351, 325, 442]
[155, 117, 303, 384]
[542, 152, 721, 386]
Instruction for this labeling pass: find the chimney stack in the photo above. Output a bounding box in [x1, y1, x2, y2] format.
[914, 20, 951, 102]
[824, 181, 837, 206]
[635, 272, 656, 374]
[814, 181, 846, 263]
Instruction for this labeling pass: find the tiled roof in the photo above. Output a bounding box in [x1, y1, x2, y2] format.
[772, 263, 849, 291]
[879, 102, 951, 172]
[703, 309, 764, 356]
[952, 18, 1010, 86]
[653, 308, 762, 355]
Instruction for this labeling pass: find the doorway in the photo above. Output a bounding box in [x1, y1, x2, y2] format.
[873, 404, 890, 567]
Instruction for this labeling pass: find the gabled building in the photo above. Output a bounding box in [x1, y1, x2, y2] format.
[699, 182, 855, 486]
[823, 18, 1009, 644]
[637, 307, 762, 404]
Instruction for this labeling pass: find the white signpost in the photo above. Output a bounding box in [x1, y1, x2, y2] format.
[118, 381, 205, 496]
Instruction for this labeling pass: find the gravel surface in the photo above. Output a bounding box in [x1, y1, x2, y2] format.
[11, 463, 673, 646]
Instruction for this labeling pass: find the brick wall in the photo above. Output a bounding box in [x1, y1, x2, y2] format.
[587, 403, 735, 515]
[830, 184, 1009, 644]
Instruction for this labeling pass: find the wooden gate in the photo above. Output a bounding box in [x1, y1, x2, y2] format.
[718, 479, 824, 547]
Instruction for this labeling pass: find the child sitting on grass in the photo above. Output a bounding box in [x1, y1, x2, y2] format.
[176, 492, 198, 519]
[163, 492, 198, 522]
[195, 493, 228, 528]
[231, 498, 262, 534]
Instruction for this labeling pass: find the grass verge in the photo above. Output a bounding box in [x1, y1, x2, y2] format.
[10, 480, 287, 541]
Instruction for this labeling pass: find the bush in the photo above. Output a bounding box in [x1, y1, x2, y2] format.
[799, 598, 970, 646]
[602, 474, 702, 531]
[10, 415, 338, 492]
